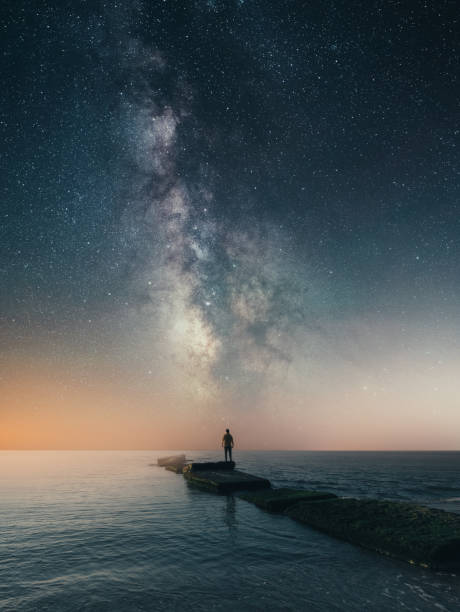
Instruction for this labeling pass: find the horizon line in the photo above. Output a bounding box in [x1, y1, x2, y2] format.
[1, 448, 459, 452]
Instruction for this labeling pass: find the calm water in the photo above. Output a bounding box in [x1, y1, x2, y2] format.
[1, 451, 459, 611]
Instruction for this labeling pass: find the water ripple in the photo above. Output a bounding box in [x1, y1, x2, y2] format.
[0, 450, 459, 611]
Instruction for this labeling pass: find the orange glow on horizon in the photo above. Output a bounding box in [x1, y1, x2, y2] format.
[2, 350, 459, 451]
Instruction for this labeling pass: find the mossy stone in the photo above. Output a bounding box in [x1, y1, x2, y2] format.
[286, 497, 460, 569]
[238, 488, 337, 512]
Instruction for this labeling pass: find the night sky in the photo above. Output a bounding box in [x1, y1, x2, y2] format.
[2, 1, 459, 449]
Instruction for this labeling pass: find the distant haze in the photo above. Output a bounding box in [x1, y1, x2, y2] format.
[2, 318, 459, 450]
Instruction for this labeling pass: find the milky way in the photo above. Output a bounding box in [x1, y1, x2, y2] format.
[2, 1, 460, 449]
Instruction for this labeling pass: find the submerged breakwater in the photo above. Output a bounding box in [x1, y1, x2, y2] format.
[239, 489, 460, 570]
[160, 457, 460, 570]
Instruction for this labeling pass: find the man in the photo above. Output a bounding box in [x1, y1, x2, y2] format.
[222, 428, 234, 462]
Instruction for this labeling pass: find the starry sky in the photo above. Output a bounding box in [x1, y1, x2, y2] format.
[1, 1, 459, 450]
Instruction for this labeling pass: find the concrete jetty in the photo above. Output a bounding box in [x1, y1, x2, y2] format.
[183, 462, 271, 493]
[184, 461, 235, 472]
[157, 454, 186, 467]
[238, 488, 337, 511]
[165, 464, 185, 473]
[157, 457, 460, 569]
[157, 455, 186, 473]
[239, 488, 460, 570]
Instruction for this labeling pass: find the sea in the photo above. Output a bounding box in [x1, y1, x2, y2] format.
[1, 451, 459, 611]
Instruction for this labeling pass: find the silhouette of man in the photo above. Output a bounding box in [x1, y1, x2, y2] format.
[222, 428, 234, 462]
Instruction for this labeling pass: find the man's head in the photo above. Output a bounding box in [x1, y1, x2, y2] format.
[226, 428, 229, 433]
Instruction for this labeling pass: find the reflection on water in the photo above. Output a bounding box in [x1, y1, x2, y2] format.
[0, 451, 459, 612]
[224, 495, 237, 531]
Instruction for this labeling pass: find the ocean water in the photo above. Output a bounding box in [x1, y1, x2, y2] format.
[1, 451, 459, 611]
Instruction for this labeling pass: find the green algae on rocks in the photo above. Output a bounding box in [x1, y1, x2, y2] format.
[285, 497, 460, 570]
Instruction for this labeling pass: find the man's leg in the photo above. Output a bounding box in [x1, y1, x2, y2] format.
[228, 447, 232, 462]
[224, 447, 228, 462]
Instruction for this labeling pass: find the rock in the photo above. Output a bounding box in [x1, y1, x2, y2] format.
[165, 464, 185, 473]
[157, 454, 186, 467]
[285, 497, 460, 570]
[238, 488, 337, 512]
[183, 468, 270, 493]
[183, 461, 235, 472]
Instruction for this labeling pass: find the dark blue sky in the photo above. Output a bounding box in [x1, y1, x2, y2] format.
[1, 1, 460, 449]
